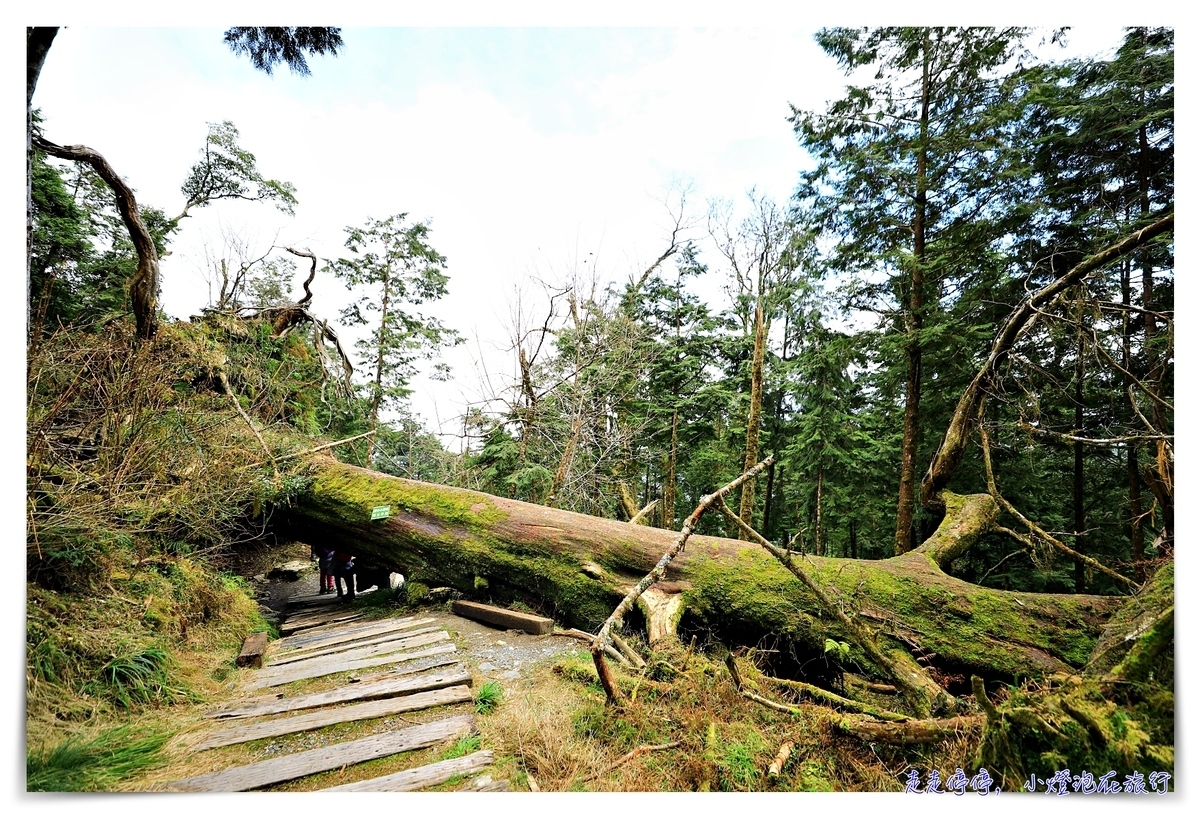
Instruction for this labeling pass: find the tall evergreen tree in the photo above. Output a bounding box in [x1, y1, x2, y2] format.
[327, 214, 460, 465]
[791, 27, 1037, 554]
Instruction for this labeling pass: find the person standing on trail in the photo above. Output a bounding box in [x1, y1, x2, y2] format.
[333, 550, 356, 600]
[311, 544, 335, 594]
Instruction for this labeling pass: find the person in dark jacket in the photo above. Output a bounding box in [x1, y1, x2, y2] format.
[333, 551, 356, 600]
[311, 544, 335, 594]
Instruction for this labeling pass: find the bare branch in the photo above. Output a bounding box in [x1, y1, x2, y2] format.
[591, 456, 774, 703]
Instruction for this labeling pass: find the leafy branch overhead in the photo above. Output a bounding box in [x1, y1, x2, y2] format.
[222, 27, 343, 77]
[174, 121, 298, 230]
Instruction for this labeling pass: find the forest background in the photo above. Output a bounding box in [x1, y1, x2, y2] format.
[11, 0, 1200, 801]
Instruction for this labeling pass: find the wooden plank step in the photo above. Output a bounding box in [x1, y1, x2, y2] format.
[280, 611, 364, 636]
[347, 653, 461, 684]
[283, 604, 363, 624]
[248, 642, 458, 689]
[273, 616, 408, 650]
[322, 750, 494, 792]
[205, 666, 472, 720]
[273, 617, 432, 654]
[236, 632, 269, 668]
[258, 631, 450, 680]
[451, 600, 554, 635]
[168, 714, 476, 792]
[193, 685, 474, 750]
[267, 625, 441, 667]
[287, 586, 377, 607]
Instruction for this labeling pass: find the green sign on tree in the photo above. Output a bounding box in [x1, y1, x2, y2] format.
[370, 505, 391, 521]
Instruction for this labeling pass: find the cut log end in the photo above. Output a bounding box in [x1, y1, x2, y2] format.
[236, 631, 269, 668]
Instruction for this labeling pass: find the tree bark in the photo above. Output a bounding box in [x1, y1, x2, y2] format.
[738, 302, 768, 535]
[33, 135, 161, 340]
[285, 458, 1122, 683]
[894, 34, 932, 556]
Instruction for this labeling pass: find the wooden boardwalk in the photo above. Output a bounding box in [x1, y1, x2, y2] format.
[167, 593, 506, 792]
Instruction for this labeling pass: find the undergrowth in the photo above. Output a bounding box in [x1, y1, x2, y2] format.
[25, 316, 357, 790]
[479, 640, 979, 792]
[27, 725, 170, 792]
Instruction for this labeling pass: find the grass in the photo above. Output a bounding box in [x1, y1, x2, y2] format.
[27, 726, 169, 792]
[474, 680, 503, 714]
[96, 646, 193, 708]
[442, 734, 483, 759]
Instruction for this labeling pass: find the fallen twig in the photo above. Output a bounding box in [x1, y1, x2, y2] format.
[767, 741, 794, 779]
[585, 741, 682, 782]
[248, 429, 376, 469]
[836, 714, 985, 745]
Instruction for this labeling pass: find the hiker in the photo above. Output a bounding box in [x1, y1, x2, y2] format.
[311, 544, 335, 594]
[333, 550, 356, 600]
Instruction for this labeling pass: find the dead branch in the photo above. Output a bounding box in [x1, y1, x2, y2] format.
[715, 495, 952, 718]
[767, 741, 794, 779]
[628, 499, 659, 527]
[590, 456, 774, 703]
[836, 714, 984, 746]
[609, 632, 646, 669]
[971, 675, 999, 722]
[1016, 420, 1172, 447]
[725, 655, 806, 716]
[922, 213, 1174, 508]
[980, 424, 1136, 589]
[761, 674, 910, 722]
[284, 246, 317, 306]
[248, 429, 375, 469]
[585, 741, 682, 783]
[217, 370, 276, 476]
[34, 135, 160, 340]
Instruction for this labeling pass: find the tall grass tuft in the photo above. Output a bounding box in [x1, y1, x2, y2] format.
[96, 646, 192, 708]
[27, 726, 168, 792]
[474, 680, 503, 714]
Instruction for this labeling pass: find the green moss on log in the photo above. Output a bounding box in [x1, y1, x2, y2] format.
[682, 547, 1111, 678]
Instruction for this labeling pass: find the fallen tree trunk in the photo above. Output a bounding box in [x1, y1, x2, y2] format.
[283, 458, 1121, 683]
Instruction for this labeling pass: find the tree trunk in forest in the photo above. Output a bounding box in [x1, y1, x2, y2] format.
[815, 464, 825, 557]
[1121, 260, 1146, 581]
[761, 459, 775, 537]
[663, 410, 677, 530]
[33, 136, 161, 340]
[285, 458, 1122, 684]
[894, 34, 932, 556]
[1074, 327, 1087, 593]
[738, 302, 767, 537]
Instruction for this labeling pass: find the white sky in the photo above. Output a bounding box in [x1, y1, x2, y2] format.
[6, 5, 1196, 813]
[20, 8, 1131, 450]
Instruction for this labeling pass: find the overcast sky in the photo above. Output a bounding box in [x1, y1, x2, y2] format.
[6, 4, 1193, 813]
[23, 13, 1136, 450]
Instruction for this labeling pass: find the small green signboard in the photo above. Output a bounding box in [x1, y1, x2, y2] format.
[370, 505, 391, 521]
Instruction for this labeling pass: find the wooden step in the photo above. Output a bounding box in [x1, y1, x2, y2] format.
[451, 600, 554, 635]
[280, 610, 364, 636]
[248, 642, 458, 689]
[322, 750, 494, 792]
[267, 626, 441, 667]
[205, 666, 471, 720]
[193, 685, 473, 750]
[257, 631, 451, 681]
[168, 714, 476, 792]
[273, 616, 432, 654]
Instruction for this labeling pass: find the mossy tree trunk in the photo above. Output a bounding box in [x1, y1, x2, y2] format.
[286, 458, 1121, 683]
